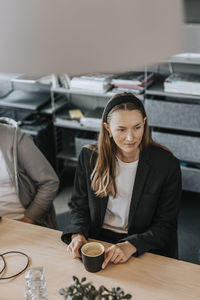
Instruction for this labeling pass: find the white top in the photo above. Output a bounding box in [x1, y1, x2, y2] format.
[103, 157, 138, 233]
[0, 150, 25, 219]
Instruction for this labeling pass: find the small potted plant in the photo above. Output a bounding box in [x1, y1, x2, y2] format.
[59, 276, 132, 300]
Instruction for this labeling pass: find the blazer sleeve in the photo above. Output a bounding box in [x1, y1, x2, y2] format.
[61, 148, 91, 244]
[17, 133, 59, 223]
[120, 158, 182, 256]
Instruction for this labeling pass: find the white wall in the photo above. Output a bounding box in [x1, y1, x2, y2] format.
[0, 0, 183, 75]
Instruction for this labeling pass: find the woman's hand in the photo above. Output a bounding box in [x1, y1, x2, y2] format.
[102, 241, 137, 269]
[67, 234, 87, 258]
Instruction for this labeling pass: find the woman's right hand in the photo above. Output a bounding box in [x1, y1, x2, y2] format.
[67, 234, 87, 258]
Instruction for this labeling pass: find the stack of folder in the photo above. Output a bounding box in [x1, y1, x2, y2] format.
[110, 71, 154, 94]
[164, 73, 200, 95]
[70, 74, 113, 93]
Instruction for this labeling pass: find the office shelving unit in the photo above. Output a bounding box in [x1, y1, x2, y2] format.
[145, 59, 200, 193]
[52, 89, 110, 174]
[52, 87, 116, 98]
[51, 64, 200, 193]
[146, 74, 200, 101]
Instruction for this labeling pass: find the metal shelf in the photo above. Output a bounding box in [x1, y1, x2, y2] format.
[52, 87, 144, 101]
[162, 54, 200, 65]
[146, 77, 200, 101]
[41, 98, 67, 114]
[169, 57, 200, 65]
[52, 87, 115, 98]
[54, 118, 100, 132]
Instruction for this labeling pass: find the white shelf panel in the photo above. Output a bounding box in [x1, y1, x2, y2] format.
[146, 80, 200, 100]
[52, 87, 144, 101]
[54, 118, 100, 132]
[52, 87, 115, 98]
[41, 98, 67, 114]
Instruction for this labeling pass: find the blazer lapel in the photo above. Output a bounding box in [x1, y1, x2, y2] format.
[128, 149, 150, 228]
[100, 196, 108, 225]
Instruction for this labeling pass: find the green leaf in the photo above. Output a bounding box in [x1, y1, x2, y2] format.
[73, 276, 79, 285]
[88, 291, 98, 300]
[68, 286, 73, 292]
[102, 293, 109, 297]
[98, 285, 105, 294]
[59, 288, 66, 295]
[59, 275, 132, 300]
[116, 288, 122, 295]
[84, 282, 93, 288]
[123, 294, 132, 299]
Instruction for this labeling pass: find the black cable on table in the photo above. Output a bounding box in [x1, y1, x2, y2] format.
[0, 251, 30, 280]
[0, 254, 6, 275]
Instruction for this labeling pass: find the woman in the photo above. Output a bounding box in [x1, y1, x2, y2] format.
[62, 93, 182, 269]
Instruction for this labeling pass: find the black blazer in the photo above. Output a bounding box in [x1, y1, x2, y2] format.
[62, 145, 182, 258]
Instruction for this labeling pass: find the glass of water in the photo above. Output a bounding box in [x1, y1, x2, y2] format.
[24, 267, 48, 300]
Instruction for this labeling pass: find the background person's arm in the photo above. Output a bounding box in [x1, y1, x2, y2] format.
[17, 133, 59, 224]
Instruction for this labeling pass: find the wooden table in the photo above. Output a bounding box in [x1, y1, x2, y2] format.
[0, 218, 200, 300]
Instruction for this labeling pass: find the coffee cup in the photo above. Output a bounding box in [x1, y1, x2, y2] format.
[81, 242, 105, 273]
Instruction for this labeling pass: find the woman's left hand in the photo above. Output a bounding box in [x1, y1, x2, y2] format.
[102, 241, 137, 269]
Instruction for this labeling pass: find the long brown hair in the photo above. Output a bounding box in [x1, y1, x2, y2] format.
[87, 93, 168, 198]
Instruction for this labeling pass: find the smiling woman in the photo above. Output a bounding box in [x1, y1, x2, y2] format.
[62, 92, 182, 270]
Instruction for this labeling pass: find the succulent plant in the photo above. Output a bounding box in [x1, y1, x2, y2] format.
[59, 276, 132, 300]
